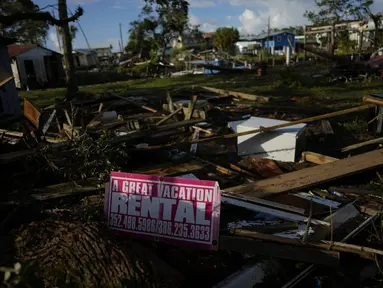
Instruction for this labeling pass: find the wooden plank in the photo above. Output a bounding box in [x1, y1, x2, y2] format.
[156, 106, 183, 126]
[0, 70, 13, 87]
[221, 196, 329, 225]
[200, 86, 269, 103]
[133, 161, 206, 176]
[184, 95, 198, 121]
[232, 230, 378, 260]
[225, 149, 383, 198]
[24, 98, 41, 129]
[302, 151, 338, 164]
[0, 129, 23, 137]
[31, 178, 103, 200]
[219, 236, 340, 266]
[222, 193, 306, 215]
[341, 137, 383, 152]
[364, 95, 383, 106]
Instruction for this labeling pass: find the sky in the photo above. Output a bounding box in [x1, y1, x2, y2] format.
[33, 0, 383, 52]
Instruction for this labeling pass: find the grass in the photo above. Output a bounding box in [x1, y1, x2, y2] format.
[19, 64, 382, 114]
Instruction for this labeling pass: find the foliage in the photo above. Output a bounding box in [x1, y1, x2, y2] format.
[336, 31, 358, 54]
[0, 0, 49, 45]
[213, 27, 239, 54]
[125, 18, 157, 58]
[42, 131, 128, 182]
[141, 0, 189, 57]
[58, 24, 78, 42]
[304, 0, 362, 25]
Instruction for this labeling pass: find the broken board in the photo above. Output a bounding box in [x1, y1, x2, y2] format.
[225, 149, 383, 198]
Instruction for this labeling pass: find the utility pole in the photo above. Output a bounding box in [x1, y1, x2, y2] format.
[58, 0, 77, 100]
[52, 10, 62, 52]
[266, 16, 270, 57]
[119, 23, 124, 54]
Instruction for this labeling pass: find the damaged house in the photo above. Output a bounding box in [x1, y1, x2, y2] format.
[8, 44, 65, 90]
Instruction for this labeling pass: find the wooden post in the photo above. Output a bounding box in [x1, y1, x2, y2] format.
[304, 25, 307, 61]
[58, 0, 78, 100]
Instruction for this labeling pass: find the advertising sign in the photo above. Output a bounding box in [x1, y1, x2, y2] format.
[105, 172, 221, 250]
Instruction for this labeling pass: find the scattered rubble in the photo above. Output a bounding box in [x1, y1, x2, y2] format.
[1, 85, 383, 287]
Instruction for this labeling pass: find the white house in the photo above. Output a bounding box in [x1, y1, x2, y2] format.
[73, 49, 99, 68]
[0, 38, 21, 121]
[8, 44, 64, 90]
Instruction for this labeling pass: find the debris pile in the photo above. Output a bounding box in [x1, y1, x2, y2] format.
[1, 86, 383, 287]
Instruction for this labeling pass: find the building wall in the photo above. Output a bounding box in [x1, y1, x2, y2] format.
[0, 45, 21, 117]
[15, 47, 52, 88]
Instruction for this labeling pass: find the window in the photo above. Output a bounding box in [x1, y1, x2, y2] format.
[276, 36, 282, 42]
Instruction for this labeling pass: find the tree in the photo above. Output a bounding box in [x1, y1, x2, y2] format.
[125, 18, 157, 58]
[354, 0, 383, 49]
[213, 27, 239, 54]
[0, 0, 49, 45]
[141, 0, 189, 58]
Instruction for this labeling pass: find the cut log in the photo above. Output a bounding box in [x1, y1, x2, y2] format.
[302, 151, 338, 164]
[225, 149, 383, 198]
[200, 86, 269, 102]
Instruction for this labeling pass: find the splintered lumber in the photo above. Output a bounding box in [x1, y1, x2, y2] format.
[302, 151, 338, 164]
[225, 149, 383, 199]
[219, 236, 340, 266]
[0, 70, 13, 87]
[155, 119, 204, 131]
[189, 104, 376, 145]
[0, 129, 24, 137]
[24, 98, 41, 129]
[200, 86, 269, 103]
[31, 178, 103, 200]
[156, 107, 183, 126]
[341, 137, 383, 152]
[133, 161, 206, 176]
[184, 95, 198, 121]
[364, 95, 383, 106]
[221, 196, 328, 225]
[111, 93, 158, 113]
[232, 229, 381, 261]
[282, 214, 382, 288]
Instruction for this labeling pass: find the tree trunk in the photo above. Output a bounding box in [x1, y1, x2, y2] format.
[58, 0, 77, 101]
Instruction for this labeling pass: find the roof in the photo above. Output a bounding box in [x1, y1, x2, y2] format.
[202, 32, 215, 39]
[73, 49, 97, 55]
[8, 44, 37, 57]
[7, 44, 62, 57]
[239, 31, 295, 41]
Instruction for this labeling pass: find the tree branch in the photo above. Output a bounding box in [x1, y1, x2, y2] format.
[0, 7, 83, 27]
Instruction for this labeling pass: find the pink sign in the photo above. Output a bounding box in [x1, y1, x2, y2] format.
[105, 172, 221, 250]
